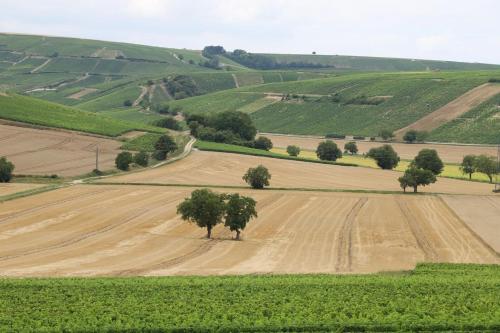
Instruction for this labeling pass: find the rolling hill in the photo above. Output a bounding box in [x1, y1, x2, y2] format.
[166, 71, 500, 144]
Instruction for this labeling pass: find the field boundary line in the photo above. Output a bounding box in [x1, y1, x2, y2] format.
[0, 184, 64, 204]
[436, 196, 500, 257]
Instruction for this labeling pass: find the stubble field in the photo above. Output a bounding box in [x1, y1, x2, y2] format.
[0, 124, 121, 176]
[0, 184, 497, 277]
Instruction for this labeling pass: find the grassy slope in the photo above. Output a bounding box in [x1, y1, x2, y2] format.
[263, 53, 500, 71]
[170, 71, 500, 143]
[0, 94, 163, 136]
[0, 264, 498, 331]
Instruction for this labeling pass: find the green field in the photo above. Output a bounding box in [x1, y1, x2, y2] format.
[0, 94, 163, 136]
[0, 264, 498, 332]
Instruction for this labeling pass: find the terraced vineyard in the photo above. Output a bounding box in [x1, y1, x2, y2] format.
[169, 71, 500, 143]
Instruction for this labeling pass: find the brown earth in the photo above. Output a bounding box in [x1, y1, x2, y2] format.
[106, 150, 495, 195]
[441, 195, 500, 253]
[0, 185, 496, 277]
[67, 88, 98, 100]
[395, 83, 500, 138]
[0, 124, 121, 177]
[261, 133, 498, 163]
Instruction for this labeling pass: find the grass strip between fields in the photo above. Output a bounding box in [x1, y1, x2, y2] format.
[0, 263, 498, 332]
[194, 140, 358, 167]
[0, 184, 65, 203]
[90, 181, 435, 196]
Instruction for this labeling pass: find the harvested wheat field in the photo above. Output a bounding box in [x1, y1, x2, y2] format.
[262, 133, 498, 163]
[0, 184, 497, 277]
[0, 124, 121, 176]
[108, 150, 495, 195]
[0, 183, 44, 197]
[441, 195, 500, 253]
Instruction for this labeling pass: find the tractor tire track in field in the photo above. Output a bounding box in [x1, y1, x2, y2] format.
[0, 208, 152, 262]
[396, 197, 438, 261]
[0, 189, 109, 224]
[6, 137, 74, 158]
[334, 198, 367, 272]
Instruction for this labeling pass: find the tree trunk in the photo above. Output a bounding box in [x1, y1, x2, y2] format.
[207, 225, 212, 239]
[403, 187, 406, 193]
[413, 185, 418, 193]
[469, 173, 472, 180]
[236, 230, 240, 240]
[488, 175, 493, 183]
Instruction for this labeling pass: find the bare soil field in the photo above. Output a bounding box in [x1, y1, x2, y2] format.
[0, 183, 44, 197]
[0, 124, 121, 176]
[395, 83, 500, 138]
[107, 151, 495, 195]
[0, 185, 496, 277]
[67, 88, 98, 100]
[262, 133, 498, 163]
[441, 195, 500, 253]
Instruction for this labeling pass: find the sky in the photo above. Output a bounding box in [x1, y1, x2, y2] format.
[1, 0, 499, 64]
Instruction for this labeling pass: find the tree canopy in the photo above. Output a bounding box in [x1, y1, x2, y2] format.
[474, 154, 498, 183]
[398, 166, 436, 193]
[115, 152, 133, 171]
[253, 136, 273, 151]
[367, 145, 399, 170]
[223, 193, 257, 240]
[243, 165, 271, 189]
[0, 157, 14, 183]
[413, 149, 444, 175]
[460, 155, 476, 180]
[154, 135, 178, 161]
[316, 140, 342, 161]
[286, 145, 301, 157]
[344, 141, 358, 155]
[177, 189, 226, 239]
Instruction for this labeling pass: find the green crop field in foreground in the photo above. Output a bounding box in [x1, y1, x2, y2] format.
[0, 264, 498, 332]
[0, 94, 164, 136]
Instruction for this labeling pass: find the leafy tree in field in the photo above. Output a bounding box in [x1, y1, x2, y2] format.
[316, 140, 342, 161]
[243, 165, 271, 189]
[367, 145, 399, 170]
[115, 151, 133, 171]
[0, 157, 14, 183]
[153, 135, 178, 160]
[133, 151, 149, 167]
[403, 130, 418, 143]
[177, 189, 226, 239]
[223, 193, 257, 240]
[413, 149, 444, 175]
[474, 154, 498, 183]
[460, 155, 477, 180]
[254, 136, 273, 151]
[398, 166, 436, 193]
[286, 145, 301, 157]
[379, 129, 394, 141]
[344, 141, 358, 155]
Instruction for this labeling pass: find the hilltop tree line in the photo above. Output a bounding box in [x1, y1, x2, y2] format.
[201, 46, 331, 70]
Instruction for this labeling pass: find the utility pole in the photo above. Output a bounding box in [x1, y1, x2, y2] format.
[95, 146, 99, 171]
[495, 145, 500, 193]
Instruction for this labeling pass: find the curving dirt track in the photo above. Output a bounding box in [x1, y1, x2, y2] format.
[106, 150, 495, 195]
[0, 185, 497, 277]
[261, 133, 498, 163]
[0, 124, 121, 176]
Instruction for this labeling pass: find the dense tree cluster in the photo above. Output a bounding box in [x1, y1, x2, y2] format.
[460, 154, 498, 183]
[163, 75, 199, 100]
[186, 111, 273, 150]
